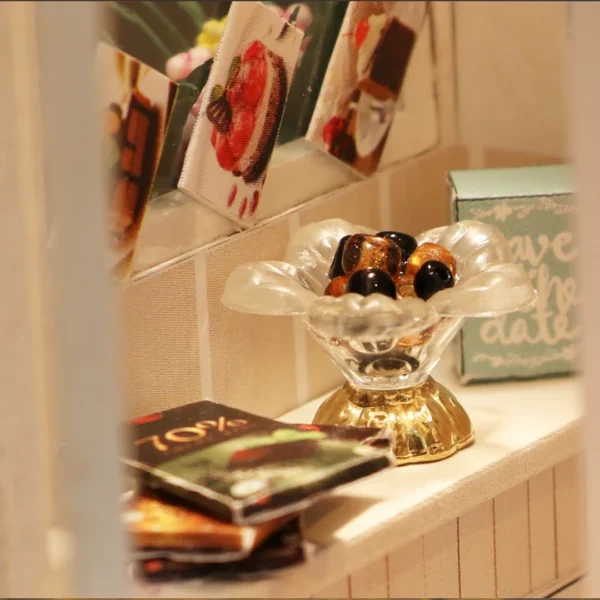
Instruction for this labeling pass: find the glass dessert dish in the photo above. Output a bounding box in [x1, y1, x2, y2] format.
[222, 219, 537, 465]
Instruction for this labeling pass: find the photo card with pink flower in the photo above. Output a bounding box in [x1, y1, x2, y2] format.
[178, 1, 303, 228]
[306, 1, 428, 177]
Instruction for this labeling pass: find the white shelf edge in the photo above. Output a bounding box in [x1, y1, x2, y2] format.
[136, 360, 583, 598]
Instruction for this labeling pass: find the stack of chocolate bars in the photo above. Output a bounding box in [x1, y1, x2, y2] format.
[122, 401, 395, 581]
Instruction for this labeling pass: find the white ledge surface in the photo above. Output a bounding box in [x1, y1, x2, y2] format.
[135, 359, 583, 598]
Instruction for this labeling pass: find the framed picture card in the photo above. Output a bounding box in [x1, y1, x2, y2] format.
[178, 1, 303, 228]
[306, 1, 427, 177]
[98, 43, 214, 280]
[98, 42, 176, 275]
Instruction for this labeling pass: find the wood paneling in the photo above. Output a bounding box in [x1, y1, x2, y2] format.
[529, 469, 558, 590]
[555, 455, 586, 579]
[388, 537, 425, 598]
[423, 520, 460, 597]
[494, 482, 531, 597]
[458, 501, 496, 597]
[350, 557, 388, 599]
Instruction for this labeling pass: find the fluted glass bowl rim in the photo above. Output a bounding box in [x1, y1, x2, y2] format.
[222, 218, 537, 343]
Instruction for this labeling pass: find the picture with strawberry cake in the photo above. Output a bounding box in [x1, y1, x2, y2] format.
[178, 1, 302, 228]
[306, 2, 427, 177]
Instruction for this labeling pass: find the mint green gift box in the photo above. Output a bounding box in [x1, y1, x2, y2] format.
[449, 165, 578, 383]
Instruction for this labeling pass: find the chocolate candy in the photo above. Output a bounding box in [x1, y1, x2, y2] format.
[327, 235, 350, 280]
[377, 231, 418, 266]
[347, 268, 397, 299]
[413, 260, 454, 300]
[392, 274, 416, 298]
[404, 242, 457, 278]
[324, 275, 349, 297]
[397, 283, 417, 299]
[342, 234, 401, 275]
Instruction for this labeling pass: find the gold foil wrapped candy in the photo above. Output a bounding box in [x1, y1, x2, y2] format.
[324, 275, 349, 297]
[404, 242, 457, 278]
[342, 234, 402, 275]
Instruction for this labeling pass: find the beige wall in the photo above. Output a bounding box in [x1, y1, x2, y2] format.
[454, 1, 569, 160]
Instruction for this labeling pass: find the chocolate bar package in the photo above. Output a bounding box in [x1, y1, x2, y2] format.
[124, 491, 290, 563]
[124, 401, 394, 524]
[135, 517, 306, 582]
[289, 423, 395, 451]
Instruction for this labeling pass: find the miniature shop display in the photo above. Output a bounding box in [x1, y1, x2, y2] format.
[222, 219, 537, 464]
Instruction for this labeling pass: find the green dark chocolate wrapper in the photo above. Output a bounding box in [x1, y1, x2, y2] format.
[124, 401, 394, 524]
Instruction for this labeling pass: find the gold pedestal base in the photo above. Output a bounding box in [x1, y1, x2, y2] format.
[313, 377, 474, 465]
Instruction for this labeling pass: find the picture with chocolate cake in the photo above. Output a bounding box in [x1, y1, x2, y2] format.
[178, 2, 303, 228]
[306, 2, 427, 177]
[97, 43, 176, 275]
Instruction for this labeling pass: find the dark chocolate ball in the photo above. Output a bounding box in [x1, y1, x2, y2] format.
[413, 260, 454, 300]
[327, 235, 350, 280]
[377, 231, 418, 264]
[347, 268, 397, 300]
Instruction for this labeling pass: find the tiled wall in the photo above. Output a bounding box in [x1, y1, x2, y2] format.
[120, 143, 566, 420]
[120, 145, 469, 419]
[310, 454, 586, 599]
[455, 1, 568, 159]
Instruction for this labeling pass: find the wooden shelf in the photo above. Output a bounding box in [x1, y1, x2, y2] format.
[135, 359, 583, 598]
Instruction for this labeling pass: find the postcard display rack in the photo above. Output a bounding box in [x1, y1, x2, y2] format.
[3, 1, 589, 598]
